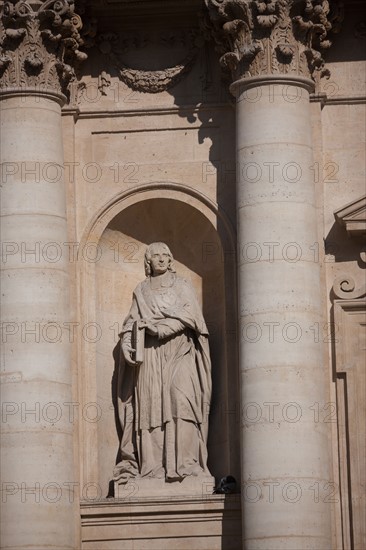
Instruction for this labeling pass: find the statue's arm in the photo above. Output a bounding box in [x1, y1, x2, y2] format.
[156, 318, 185, 339]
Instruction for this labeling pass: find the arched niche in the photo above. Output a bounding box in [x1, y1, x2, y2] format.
[79, 187, 239, 495]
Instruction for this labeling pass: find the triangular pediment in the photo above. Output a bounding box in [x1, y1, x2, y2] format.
[334, 195, 366, 239]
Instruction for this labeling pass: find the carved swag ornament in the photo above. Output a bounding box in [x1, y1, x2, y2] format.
[0, 0, 95, 96]
[204, 0, 343, 84]
[97, 29, 202, 94]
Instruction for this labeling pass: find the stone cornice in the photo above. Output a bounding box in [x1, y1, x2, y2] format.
[0, 0, 96, 99]
[204, 0, 343, 88]
[334, 195, 366, 240]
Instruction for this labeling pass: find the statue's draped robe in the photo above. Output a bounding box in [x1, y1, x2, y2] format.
[114, 273, 212, 481]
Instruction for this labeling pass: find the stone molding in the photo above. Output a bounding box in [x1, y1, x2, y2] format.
[332, 198, 366, 548]
[334, 194, 366, 240]
[203, 0, 343, 86]
[80, 495, 241, 549]
[333, 298, 366, 549]
[0, 0, 95, 98]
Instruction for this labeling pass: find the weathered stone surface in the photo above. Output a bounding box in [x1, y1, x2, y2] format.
[0, 0, 94, 97]
[81, 495, 242, 550]
[113, 242, 214, 494]
[204, 0, 343, 85]
[0, 1, 365, 549]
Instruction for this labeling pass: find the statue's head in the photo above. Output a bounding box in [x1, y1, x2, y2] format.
[144, 242, 175, 277]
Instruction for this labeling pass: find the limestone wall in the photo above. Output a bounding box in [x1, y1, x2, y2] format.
[57, 3, 365, 547]
[62, 39, 241, 506]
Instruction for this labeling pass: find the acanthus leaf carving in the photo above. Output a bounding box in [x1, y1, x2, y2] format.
[204, 0, 343, 84]
[0, 0, 96, 98]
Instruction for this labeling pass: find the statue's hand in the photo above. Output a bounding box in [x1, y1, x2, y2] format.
[139, 320, 158, 336]
[122, 343, 138, 366]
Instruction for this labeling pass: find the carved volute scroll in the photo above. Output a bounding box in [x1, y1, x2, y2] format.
[0, 0, 95, 98]
[333, 275, 366, 301]
[204, 0, 343, 85]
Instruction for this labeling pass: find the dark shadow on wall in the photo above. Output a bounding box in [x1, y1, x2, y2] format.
[222, 494, 242, 550]
[326, 222, 365, 307]
[324, 3, 366, 64]
[325, 222, 366, 268]
[106, 341, 123, 498]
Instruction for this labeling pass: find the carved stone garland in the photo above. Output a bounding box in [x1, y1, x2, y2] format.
[97, 30, 202, 94]
[204, 0, 343, 84]
[0, 0, 95, 97]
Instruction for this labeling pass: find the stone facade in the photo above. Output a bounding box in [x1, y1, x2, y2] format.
[0, 1, 365, 549]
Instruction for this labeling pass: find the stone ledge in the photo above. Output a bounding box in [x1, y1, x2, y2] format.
[80, 495, 242, 549]
[114, 474, 216, 498]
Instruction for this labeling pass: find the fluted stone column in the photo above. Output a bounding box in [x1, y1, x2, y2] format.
[205, 1, 340, 548]
[0, 2, 88, 548]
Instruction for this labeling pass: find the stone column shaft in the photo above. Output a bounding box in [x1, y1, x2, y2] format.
[235, 77, 331, 549]
[1, 91, 77, 550]
[0, 2, 91, 547]
[204, 1, 342, 548]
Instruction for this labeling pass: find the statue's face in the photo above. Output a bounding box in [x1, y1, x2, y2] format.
[149, 244, 171, 275]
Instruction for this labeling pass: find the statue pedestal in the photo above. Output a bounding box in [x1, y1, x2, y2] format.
[114, 475, 216, 499]
[81, 494, 242, 549]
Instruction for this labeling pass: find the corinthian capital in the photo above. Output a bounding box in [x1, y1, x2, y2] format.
[0, 0, 95, 98]
[204, 0, 342, 85]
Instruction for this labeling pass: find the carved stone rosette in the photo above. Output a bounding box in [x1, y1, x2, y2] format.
[204, 0, 342, 85]
[0, 0, 92, 98]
